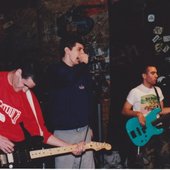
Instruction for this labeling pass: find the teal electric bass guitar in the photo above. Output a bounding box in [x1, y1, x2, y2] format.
[126, 108, 170, 147]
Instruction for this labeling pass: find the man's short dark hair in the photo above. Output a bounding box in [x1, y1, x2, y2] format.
[13, 59, 40, 84]
[59, 34, 85, 57]
[20, 62, 37, 82]
[139, 61, 158, 74]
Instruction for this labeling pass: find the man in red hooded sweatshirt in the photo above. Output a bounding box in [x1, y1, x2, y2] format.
[0, 61, 84, 168]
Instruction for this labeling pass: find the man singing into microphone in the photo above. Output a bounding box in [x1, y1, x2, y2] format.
[46, 34, 95, 169]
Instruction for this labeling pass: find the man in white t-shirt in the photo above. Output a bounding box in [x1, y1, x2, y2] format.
[122, 64, 170, 168]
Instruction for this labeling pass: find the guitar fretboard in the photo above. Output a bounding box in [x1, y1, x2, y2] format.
[30, 142, 111, 159]
[30, 145, 77, 159]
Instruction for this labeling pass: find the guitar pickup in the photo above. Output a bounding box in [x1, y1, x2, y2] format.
[136, 127, 142, 136]
[142, 126, 146, 133]
[130, 131, 137, 138]
[0, 153, 8, 167]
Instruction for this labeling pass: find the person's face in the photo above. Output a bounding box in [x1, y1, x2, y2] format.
[143, 66, 158, 87]
[12, 69, 36, 92]
[65, 42, 86, 66]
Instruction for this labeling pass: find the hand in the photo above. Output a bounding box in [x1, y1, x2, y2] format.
[72, 141, 85, 155]
[160, 107, 170, 115]
[79, 53, 89, 64]
[0, 135, 15, 153]
[137, 112, 146, 126]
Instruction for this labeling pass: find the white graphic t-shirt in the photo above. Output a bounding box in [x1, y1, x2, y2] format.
[127, 84, 164, 116]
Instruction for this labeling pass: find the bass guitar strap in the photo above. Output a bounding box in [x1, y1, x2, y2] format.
[153, 86, 162, 110]
[26, 90, 43, 136]
[154, 87, 170, 130]
[153, 86, 163, 129]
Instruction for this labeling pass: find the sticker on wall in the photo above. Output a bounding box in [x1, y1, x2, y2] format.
[148, 14, 155, 22]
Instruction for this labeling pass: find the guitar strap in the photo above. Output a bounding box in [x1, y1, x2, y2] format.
[137, 87, 162, 156]
[154, 87, 170, 130]
[153, 86, 162, 110]
[26, 90, 43, 136]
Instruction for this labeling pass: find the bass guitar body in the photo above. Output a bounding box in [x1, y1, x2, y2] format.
[126, 108, 163, 147]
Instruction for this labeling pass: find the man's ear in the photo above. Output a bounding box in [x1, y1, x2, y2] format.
[15, 68, 22, 76]
[142, 73, 146, 79]
[64, 47, 70, 54]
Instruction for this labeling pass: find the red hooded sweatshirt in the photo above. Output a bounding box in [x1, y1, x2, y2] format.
[0, 72, 51, 143]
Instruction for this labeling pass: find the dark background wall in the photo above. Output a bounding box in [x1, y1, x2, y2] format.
[0, 0, 110, 142]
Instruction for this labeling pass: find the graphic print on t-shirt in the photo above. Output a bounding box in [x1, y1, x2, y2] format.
[140, 94, 159, 115]
[0, 99, 21, 124]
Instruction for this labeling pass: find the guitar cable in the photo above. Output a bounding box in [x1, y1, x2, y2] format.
[78, 125, 89, 169]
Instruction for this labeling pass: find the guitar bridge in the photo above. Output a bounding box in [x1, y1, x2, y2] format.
[0, 153, 8, 167]
[130, 130, 137, 138]
[0, 153, 14, 168]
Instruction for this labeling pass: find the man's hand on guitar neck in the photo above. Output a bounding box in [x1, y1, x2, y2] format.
[160, 107, 170, 115]
[136, 107, 170, 126]
[0, 135, 14, 154]
[72, 141, 86, 155]
[136, 112, 146, 126]
[71, 129, 93, 155]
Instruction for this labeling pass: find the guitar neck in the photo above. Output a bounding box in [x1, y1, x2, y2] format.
[30, 142, 111, 159]
[30, 145, 77, 159]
